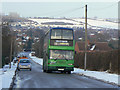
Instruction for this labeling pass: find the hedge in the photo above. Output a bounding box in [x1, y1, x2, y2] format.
[74, 50, 119, 74]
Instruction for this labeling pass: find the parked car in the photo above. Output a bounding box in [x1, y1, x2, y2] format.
[18, 56, 28, 63]
[17, 56, 20, 61]
[31, 52, 35, 56]
[13, 57, 18, 63]
[17, 59, 32, 71]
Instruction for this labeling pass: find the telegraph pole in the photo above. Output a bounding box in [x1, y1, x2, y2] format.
[84, 5, 87, 71]
[9, 38, 12, 68]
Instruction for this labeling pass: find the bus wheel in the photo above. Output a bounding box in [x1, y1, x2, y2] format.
[64, 71, 67, 73]
[68, 71, 71, 74]
[61, 71, 64, 73]
[46, 70, 51, 73]
[43, 70, 46, 72]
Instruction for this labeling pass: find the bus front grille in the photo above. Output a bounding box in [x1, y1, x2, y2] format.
[56, 67, 66, 69]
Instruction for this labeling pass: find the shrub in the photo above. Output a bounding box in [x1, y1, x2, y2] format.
[74, 50, 119, 74]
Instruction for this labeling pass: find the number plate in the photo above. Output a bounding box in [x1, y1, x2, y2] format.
[58, 69, 64, 71]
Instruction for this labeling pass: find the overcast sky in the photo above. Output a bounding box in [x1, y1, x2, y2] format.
[1, 0, 119, 18]
[1, 0, 120, 2]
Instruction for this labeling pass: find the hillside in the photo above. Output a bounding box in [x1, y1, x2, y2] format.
[29, 18, 118, 29]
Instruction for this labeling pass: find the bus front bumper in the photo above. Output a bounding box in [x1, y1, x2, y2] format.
[47, 66, 74, 71]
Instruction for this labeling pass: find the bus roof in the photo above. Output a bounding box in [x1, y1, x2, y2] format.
[51, 27, 73, 30]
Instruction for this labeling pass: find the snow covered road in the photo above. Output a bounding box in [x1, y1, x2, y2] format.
[30, 53, 119, 86]
[11, 52, 119, 88]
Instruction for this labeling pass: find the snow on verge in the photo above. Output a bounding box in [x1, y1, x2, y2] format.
[29, 53, 119, 86]
[29, 53, 43, 65]
[72, 68, 119, 86]
[0, 62, 17, 90]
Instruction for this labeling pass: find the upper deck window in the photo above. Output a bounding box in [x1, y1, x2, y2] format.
[51, 29, 73, 40]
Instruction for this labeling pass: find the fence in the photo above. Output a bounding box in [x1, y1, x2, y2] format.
[74, 50, 119, 74]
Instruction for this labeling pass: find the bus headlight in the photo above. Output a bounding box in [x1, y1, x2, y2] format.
[68, 64, 73, 65]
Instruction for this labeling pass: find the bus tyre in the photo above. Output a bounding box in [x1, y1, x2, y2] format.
[61, 71, 64, 73]
[61, 71, 66, 73]
[64, 71, 67, 73]
[43, 69, 46, 72]
[46, 70, 51, 73]
[68, 71, 71, 74]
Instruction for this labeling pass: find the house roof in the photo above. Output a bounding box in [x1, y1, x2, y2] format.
[93, 42, 112, 51]
[76, 41, 112, 51]
[76, 42, 89, 51]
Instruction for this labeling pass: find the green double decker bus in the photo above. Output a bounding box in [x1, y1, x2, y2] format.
[43, 27, 75, 74]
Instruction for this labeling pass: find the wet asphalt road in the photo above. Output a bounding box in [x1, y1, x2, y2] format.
[13, 52, 119, 88]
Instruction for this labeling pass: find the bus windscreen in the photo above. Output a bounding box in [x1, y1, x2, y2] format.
[50, 50, 74, 60]
[51, 29, 73, 40]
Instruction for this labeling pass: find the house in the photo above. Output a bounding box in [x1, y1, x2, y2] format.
[75, 41, 113, 53]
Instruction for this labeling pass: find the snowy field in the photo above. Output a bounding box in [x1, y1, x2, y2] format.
[29, 18, 118, 29]
[0, 62, 17, 90]
[29, 53, 119, 86]
[73, 18, 118, 29]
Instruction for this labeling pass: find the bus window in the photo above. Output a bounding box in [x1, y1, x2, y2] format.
[62, 30, 73, 39]
[65, 51, 74, 60]
[50, 50, 74, 60]
[51, 30, 61, 39]
[51, 29, 73, 40]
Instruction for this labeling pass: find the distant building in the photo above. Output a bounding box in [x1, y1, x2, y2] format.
[75, 41, 113, 53]
[9, 12, 20, 18]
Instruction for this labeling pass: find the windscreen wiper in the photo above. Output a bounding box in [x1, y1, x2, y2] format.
[55, 54, 61, 61]
[54, 54, 69, 61]
[64, 58, 68, 61]
[62, 55, 69, 61]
